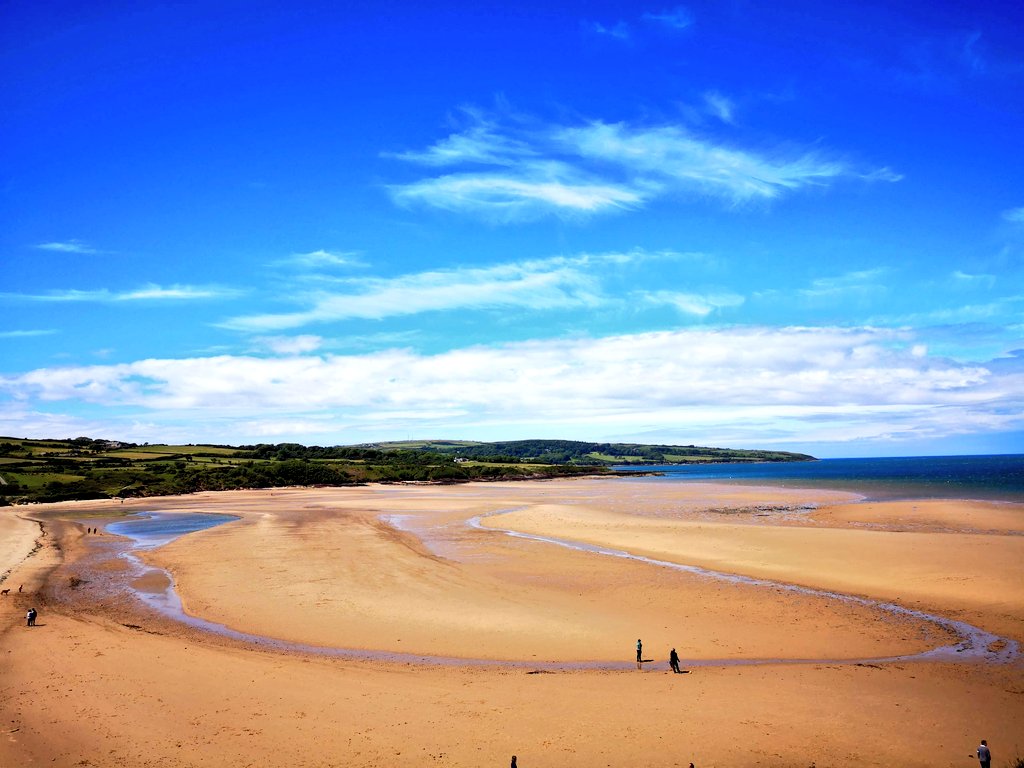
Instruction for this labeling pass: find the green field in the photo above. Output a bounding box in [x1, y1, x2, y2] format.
[0, 436, 813, 505]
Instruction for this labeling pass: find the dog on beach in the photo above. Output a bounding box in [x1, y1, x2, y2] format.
[0, 589, 9, 596]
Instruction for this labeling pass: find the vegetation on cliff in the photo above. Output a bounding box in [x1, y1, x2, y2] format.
[0, 436, 813, 504]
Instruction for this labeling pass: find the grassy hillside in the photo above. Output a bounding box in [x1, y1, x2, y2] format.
[0, 436, 814, 505]
[363, 439, 814, 465]
[0, 437, 606, 505]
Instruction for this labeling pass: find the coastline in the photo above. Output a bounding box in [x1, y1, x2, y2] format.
[2, 479, 1023, 767]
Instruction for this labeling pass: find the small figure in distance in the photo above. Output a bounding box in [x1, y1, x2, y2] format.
[636, 638, 643, 668]
[976, 739, 991, 768]
[510, 756, 517, 768]
[18, 584, 23, 593]
[26, 607, 37, 627]
[669, 647, 681, 674]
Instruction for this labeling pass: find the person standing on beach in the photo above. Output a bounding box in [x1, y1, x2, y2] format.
[669, 647, 681, 673]
[977, 739, 991, 768]
[636, 638, 643, 667]
[26, 607, 36, 626]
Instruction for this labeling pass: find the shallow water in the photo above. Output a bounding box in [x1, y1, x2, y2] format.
[107, 512, 240, 548]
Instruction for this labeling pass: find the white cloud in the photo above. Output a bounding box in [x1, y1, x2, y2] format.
[559, 121, 849, 201]
[860, 167, 904, 182]
[640, 290, 745, 316]
[799, 268, 889, 298]
[390, 161, 645, 220]
[868, 294, 1024, 326]
[703, 91, 736, 124]
[642, 6, 694, 30]
[255, 335, 324, 355]
[2, 327, 1018, 449]
[281, 250, 363, 269]
[388, 112, 894, 219]
[34, 240, 99, 254]
[118, 284, 241, 301]
[583, 20, 631, 40]
[2, 284, 242, 303]
[0, 329, 57, 338]
[1002, 207, 1024, 223]
[386, 120, 533, 167]
[951, 270, 996, 288]
[221, 253, 622, 331]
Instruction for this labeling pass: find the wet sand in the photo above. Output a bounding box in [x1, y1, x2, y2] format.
[1, 480, 1022, 767]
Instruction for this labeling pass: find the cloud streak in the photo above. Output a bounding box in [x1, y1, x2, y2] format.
[390, 162, 646, 221]
[642, 6, 693, 30]
[0, 329, 58, 339]
[1, 283, 243, 303]
[276, 250, 363, 269]
[639, 290, 745, 316]
[221, 252, 641, 331]
[34, 240, 99, 254]
[387, 112, 895, 219]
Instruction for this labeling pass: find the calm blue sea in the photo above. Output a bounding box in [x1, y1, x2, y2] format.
[613, 455, 1024, 502]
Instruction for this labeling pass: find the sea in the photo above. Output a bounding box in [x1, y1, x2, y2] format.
[612, 454, 1024, 502]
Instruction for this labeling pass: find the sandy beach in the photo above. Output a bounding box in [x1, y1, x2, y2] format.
[2, 479, 1022, 767]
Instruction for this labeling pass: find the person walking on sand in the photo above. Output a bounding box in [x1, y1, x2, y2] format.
[510, 756, 517, 768]
[977, 739, 991, 768]
[636, 638, 643, 667]
[669, 647, 681, 673]
[26, 607, 36, 627]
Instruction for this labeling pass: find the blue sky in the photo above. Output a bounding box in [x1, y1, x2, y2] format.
[2, 0, 1023, 457]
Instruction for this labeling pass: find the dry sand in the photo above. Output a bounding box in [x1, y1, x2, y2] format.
[1, 480, 1022, 767]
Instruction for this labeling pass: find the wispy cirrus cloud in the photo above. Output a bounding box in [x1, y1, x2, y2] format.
[387, 111, 896, 220]
[558, 121, 858, 201]
[702, 91, 736, 124]
[639, 290, 745, 316]
[1003, 206, 1024, 223]
[1, 283, 243, 303]
[951, 270, 996, 289]
[390, 161, 646, 221]
[220, 252, 636, 332]
[869, 294, 1024, 326]
[275, 249, 364, 269]
[642, 6, 693, 31]
[34, 240, 99, 254]
[799, 268, 890, 298]
[253, 335, 324, 355]
[0, 329, 58, 339]
[384, 118, 534, 167]
[583, 20, 631, 40]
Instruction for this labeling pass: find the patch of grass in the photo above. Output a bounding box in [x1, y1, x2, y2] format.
[6, 471, 87, 489]
[101, 450, 173, 460]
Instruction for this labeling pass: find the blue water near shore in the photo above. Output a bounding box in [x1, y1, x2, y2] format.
[107, 512, 238, 548]
[613, 454, 1024, 502]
